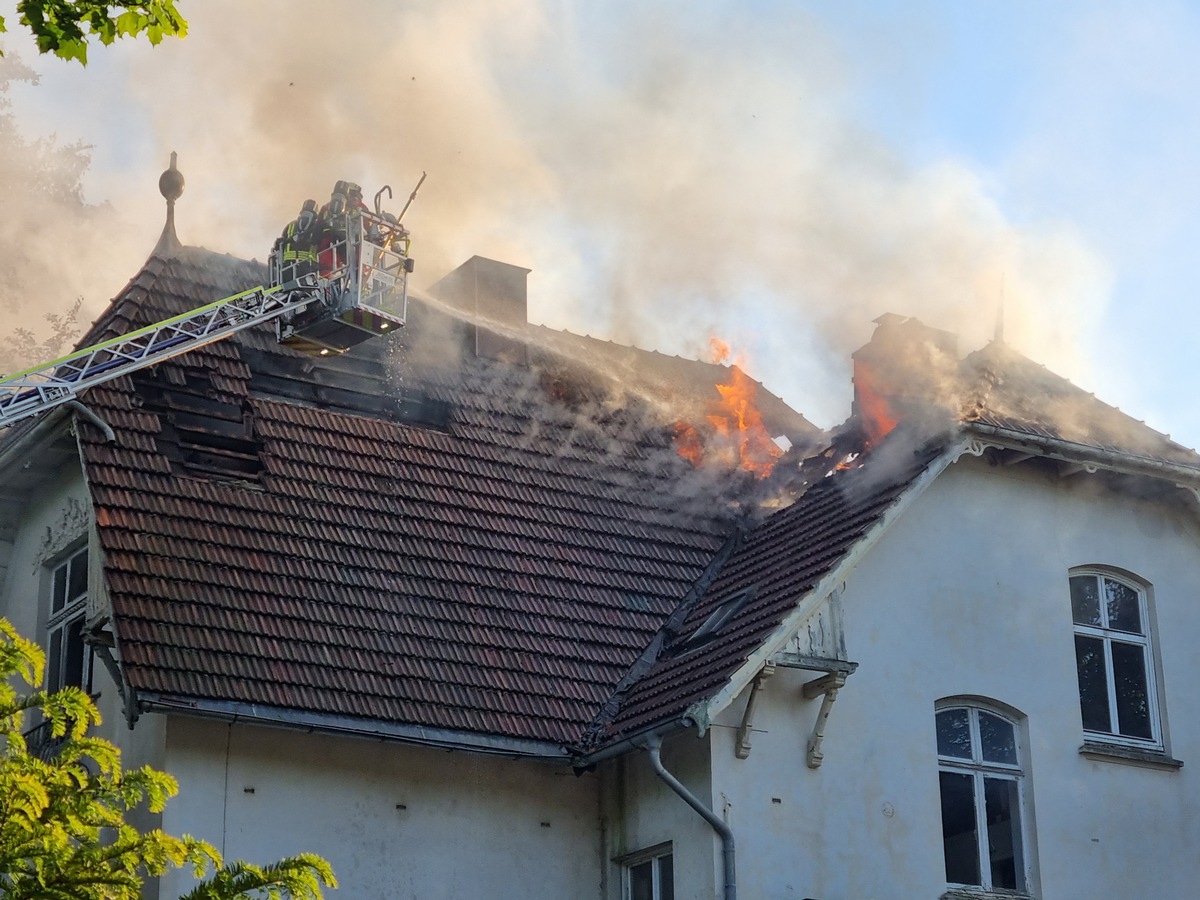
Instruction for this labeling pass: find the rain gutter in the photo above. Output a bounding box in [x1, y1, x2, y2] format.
[646, 735, 736, 900]
[139, 694, 573, 761]
[965, 422, 1200, 487]
[572, 717, 693, 770]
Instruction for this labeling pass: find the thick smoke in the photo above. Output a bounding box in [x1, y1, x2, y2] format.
[0, 54, 148, 371]
[3, 0, 1111, 428]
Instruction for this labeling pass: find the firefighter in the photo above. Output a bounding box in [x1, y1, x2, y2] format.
[346, 181, 369, 214]
[279, 199, 319, 285]
[317, 181, 351, 281]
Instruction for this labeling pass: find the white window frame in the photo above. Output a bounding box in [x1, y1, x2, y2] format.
[45, 546, 92, 694]
[935, 701, 1032, 897]
[618, 842, 673, 900]
[1069, 569, 1162, 749]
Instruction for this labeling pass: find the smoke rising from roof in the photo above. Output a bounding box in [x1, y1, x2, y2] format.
[3, 0, 1111, 427]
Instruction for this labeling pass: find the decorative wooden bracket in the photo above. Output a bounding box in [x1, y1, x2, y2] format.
[734, 663, 775, 759]
[801, 670, 849, 769]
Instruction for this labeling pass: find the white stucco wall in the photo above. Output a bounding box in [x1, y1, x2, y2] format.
[599, 731, 721, 900]
[0, 458, 168, 856]
[0, 465, 89, 640]
[709, 455, 1200, 900]
[159, 717, 603, 900]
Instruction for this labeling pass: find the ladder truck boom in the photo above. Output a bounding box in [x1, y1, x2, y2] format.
[0, 178, 417, 432]
[0, 279, 321, 430]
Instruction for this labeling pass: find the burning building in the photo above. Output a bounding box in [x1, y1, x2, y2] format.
[2, 167, 1200, 899]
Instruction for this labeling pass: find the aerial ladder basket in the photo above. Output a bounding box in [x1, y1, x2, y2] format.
[274, 208, 412, 356]
[0, 178, 419, 430]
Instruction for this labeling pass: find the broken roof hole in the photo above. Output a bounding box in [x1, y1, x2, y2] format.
[684, 587, 755, 648]
[133, 367, 264, 483]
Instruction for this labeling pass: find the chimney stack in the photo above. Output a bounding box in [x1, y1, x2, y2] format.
[429, 256, 531, 364]
[851, 314, 959, 443]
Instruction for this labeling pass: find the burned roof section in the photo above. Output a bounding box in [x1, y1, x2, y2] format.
[76, 247, 764, 748]
[590, 427, 946, 749]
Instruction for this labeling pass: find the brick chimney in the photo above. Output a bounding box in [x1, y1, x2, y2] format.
[851, 314, 959, 443]
[429, 256, 531, 364]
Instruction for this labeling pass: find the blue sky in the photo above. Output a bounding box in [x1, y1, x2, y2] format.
[826, 2, 1200, 444]
[4, 1, 1199, 447]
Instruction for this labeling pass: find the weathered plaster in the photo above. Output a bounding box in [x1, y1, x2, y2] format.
[707, 456, 1200, 899]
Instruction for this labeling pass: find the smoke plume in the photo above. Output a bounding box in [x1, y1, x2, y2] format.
[2, 0, 1111, 427]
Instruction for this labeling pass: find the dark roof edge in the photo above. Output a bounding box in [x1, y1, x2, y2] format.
[572, 717, 694, 770]
[0, 406, 74, 475]
[139, 694, 573, 761]
[964, 422, 1200, 485]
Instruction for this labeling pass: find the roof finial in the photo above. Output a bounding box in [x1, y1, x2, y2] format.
[153, 151, 185, 257]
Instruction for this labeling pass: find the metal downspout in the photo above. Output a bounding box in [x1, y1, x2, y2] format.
[646, 736, 736, 900]
[66, 400, 115, 443]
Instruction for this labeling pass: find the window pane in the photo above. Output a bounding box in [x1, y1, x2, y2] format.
[939, 771, 980, 886]
[1070, 575, 1101, 626]
[978, 712, 1017, 765]
[1111, 641, 1153, 740]
[657, 856, 674, 900]
[52, 565, 67, 614]
[48, 629, 63, 692]
[984, 777, 1024, 890]
[64, 618, 86, 690]
[67, 551, 88, 604]
[1075, 635, 1112, 733]
[936, 709, 972, 759]
[629, 861, 653, 900]
[1104, 579, 1142, 635]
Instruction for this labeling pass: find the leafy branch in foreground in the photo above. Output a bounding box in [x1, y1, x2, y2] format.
[0, 618, 335, 899]
[0, 1, 188, 64]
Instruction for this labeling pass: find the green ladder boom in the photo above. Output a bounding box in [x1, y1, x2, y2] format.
[0, 183, 416, 432]
[0, 279, 322, 431]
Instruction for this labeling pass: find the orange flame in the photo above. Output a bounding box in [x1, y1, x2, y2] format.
[673, 419, 705, 467]
[672, 339, 783, 478]
[854, 361, 899, 446]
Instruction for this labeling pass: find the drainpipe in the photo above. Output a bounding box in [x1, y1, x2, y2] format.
[645, 736, 736, 900]
[66, 400, 115, 443]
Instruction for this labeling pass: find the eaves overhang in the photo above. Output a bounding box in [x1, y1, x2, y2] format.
[0, 406, 80, 543]
[963, 422, 1200, 496]
[571, 716, 694, 770]
[138, 693, 576, 762]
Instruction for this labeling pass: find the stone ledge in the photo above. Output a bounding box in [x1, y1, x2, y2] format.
[941, 888, 1033, 900]
[1079, 741, 1183, 771]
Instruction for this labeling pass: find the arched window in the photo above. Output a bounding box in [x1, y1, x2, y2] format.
[1069, 569, 1160, 746]
[935, 702, 1029, 895]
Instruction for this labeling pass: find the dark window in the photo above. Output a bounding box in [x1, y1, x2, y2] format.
[625, 849, 673, 900]
[935, 705, 1027, 893]
[47, 548, 91, 693]
[1070, 572, 1159, 745]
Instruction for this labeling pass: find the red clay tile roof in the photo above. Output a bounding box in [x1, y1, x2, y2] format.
[70, 258, 1197, 758]
[590, 432, 942, 748]
[78, 247, 755, 748]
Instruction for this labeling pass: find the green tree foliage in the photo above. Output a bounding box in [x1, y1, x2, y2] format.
[0, 2, 188, 64]
[0, 619, 336, 899]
